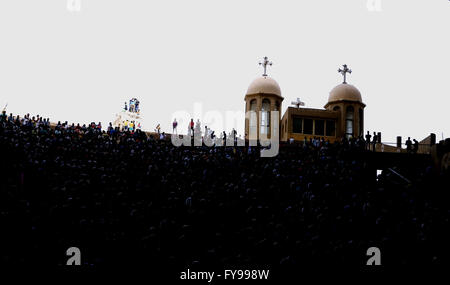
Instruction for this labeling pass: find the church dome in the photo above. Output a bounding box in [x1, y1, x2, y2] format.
[246, 76, 282, 97]
[328, 83, 362, 103]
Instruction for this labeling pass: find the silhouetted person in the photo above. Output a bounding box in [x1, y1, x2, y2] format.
[173, 119, 178, 134]
[190, 119, 194, 135]
[232, 128, 237, 144]
[135, 100, 140, 113]
[406, 137, 412, 153]
[372, 132, 378, 151]
[365, 131, 372, 150]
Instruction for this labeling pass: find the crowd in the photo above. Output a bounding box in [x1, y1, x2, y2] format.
[0, 112, 448, 270]
[125, 98, 140, 114]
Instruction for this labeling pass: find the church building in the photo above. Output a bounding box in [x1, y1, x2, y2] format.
[244, 58, 366, 143]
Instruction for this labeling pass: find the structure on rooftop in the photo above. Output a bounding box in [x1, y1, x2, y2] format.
[244, 57, 283, 141]
[113, 98, 142, 131]
[244, 59, 366, 142]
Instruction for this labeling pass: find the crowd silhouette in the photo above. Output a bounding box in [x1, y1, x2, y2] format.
[0, 112, 448, 270]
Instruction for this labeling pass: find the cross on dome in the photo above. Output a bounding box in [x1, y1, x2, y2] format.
[338, 64, 352, 84]
[259, 56, 272, 77]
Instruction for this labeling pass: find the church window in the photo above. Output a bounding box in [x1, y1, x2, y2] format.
[346, 106, 354, 138]
[314, 120, 325, 136]
[249, 99, 257, 136]
[293, 117, 303, 133]
[304, 119, 313, 135]
[260, 99, 270, 135]
[326, 120, 336, 136]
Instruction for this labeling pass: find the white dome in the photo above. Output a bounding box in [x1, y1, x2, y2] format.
[246, 76, 282, 97]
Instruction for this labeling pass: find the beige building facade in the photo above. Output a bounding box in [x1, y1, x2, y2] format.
[244, 63, 366, 143]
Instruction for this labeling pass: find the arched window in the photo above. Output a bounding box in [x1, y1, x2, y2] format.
[333, 106, 340, 111]
[249, 99, 257, 137]
[260, 99, 270, 135]
[345, 106, 354, 138]
[250, 99, 257, 112]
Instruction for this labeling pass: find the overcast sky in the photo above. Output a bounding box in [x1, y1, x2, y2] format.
[0, 0, 449, 143]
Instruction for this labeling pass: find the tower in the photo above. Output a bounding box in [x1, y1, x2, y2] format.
[244, 57, 284, 141]
[324, 64, 366, 138]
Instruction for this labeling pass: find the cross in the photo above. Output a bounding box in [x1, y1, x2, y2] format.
[259, 56, 272, 77]
[338, 64, 352, 84]
[291, 98, 305, 108]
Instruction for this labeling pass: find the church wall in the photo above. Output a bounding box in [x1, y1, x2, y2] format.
[325, 101, 365, 139]
[281, 107, 339, 142]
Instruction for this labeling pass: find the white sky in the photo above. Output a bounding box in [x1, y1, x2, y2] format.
[0, 0, 449, 143]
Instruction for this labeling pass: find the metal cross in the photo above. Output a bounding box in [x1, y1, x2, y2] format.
[259, 56, 272, 77]
[291, 98, 305, 108]
[338, 64, 352, 84]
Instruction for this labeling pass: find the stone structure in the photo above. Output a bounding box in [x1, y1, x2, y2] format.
[244, 60, 366, 143]
[244, 57, 284, 141]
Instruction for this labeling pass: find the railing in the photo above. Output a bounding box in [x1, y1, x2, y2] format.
[367, 141, 433, 154]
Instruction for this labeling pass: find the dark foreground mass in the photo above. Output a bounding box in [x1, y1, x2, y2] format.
[0, 113, 449, 273]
